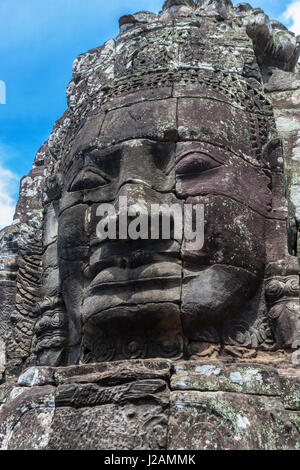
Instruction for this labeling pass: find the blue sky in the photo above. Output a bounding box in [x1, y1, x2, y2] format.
[0, 0, 300, 228]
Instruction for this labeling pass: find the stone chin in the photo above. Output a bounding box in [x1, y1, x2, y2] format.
[81, 302, 184, 363]
[78, 263, 261, 363]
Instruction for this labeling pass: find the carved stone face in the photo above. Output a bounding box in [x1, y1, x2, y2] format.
[57, 84, 275, 362]
[50, 10, 300, 364]
[58, 137, 183, 362]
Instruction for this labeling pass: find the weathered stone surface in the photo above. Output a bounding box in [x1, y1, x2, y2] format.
[100, 99, 177, 147]
[0, 360, 170, 450]
[48, 402, 168, 450]
[0, 0, 300, 451]
[163, 0, 195, 9]
[0, 385, 56, 450]
[0, 360, 299, 450]
[176, 142, 272, 216]
[239, 7, 300, 72]
[168, 390, 299, 450]
[17, 366, 56, 387]
[171, 361, 283, 395]
[278, 368, 300, 411]
[264, 65, 300, 267]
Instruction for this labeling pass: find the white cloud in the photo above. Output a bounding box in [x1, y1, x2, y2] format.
[0, 165, 19, 230]
[283, 1, 300, 35]
[0, 143, 20, 230]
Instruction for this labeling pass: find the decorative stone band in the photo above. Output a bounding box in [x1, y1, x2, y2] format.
[102, 69, 273, 116]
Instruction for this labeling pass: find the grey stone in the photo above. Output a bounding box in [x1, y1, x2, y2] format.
[0, 0, 299, 451]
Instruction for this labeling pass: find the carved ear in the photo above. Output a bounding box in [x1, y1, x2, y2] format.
[34, 295, 68, 367]
[265, 257, 300, 350]
[262, 138, 284, 170]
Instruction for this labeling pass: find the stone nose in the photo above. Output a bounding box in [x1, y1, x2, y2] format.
[117, 180, 152, 199]
[116, 183, 166, 241]
[118, 179, 152, 194]
[118, 159, 154, 192]
[94, 183, 179, 243]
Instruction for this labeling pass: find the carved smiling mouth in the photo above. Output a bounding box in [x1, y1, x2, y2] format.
[82, 252, 183, 320]
[89, 262, 181, 291]
[83, 240, 181, 292]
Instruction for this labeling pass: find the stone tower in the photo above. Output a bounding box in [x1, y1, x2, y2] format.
[0, 0, 299, 450]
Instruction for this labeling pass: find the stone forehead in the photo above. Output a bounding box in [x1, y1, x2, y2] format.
[55, 1, 296, 187]
[61, 93, 273, 173]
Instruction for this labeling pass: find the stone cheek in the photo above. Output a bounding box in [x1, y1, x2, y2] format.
[0, 361, 171, 450]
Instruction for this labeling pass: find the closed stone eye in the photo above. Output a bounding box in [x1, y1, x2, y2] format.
[69, 169, 109, 192]
[176, 153, 221, 176]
